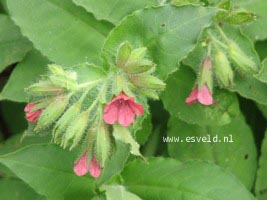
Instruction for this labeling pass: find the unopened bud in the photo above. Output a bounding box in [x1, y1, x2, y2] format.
[124, 59, 155, 74]
[214, 50, 234, 87]
[62, 110, 90, 149]
[52, 102, 81, 142]
[198, 57, 213, 92]
[138, 88, 159, 100]
[95, 123, 111, 167]
[48, 64, 65, 76]
[25, 81, 65, 96]
[228, 41, 259, 74]
[130, 75, 166, 90]
[116, 42, 132, 68]
[34, 95, 69, 132]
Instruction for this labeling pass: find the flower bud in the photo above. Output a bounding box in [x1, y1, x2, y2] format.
[95, 123, 111, 167]
[52, 102, 81, 142]
[198, 57, 213, 93]
[48, 64, 78, 90]
[228, 41, 259, 74]
[124, 59, 155, 74]
[130, 75, 166, 90]
[25, 81, 65, 96]
[138, 88, 159, 100]
[116, 42, 132, 68]
[62, 110, 90, 149]
[214, 50, 234, 87]
[34, 95, 69, 132]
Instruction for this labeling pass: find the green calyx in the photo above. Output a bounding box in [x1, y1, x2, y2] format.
[198, 56, 213, 92]
[214, 49, 234, 87]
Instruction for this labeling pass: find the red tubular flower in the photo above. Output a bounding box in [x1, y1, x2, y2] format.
[103, 93, 144, 126]
[74, 152, 101, 178]
[185, 84, 214, 106]
[24, 103, 42, 123]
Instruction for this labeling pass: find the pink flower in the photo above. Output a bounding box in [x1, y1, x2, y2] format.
[185, 84, 214, 106]
[24, 103, 42, 123]
[103, 93, 144, 126]
[74, 152, 101, 178]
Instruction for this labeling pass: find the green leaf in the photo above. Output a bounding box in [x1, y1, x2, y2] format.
[0, 144, 95, 199]
[167, 115, 257, 189]
[135, 114, 152, 145]
[233, 0, 267, 41]
[113, 124, 142, 157]
[72, 0, 158, 25]
[103, 185, 142, 200]
[96, 141, 130, 186]
[0, 14, 31, 73]
[256, 58, 267, 83]
[6, 0, 113, 67]
[121, 158, 256, 200]
[161, 65, 240, 126]
[0, 178, 45, 200]
[255, 131, 267, 200]
[102, 5, 217, 79]
[0, 49, 49, 102]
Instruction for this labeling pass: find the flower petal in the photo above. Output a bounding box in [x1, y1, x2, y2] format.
[24, 103, 35, 112]
[74, 153, 89, 176]
[118, 102, 135, 126]
[103, 103, 119, 124]
[89, 156, 101, 178]
[197, 85, 214, 106]
[185, 86, 198, 105]
[26, 110, 42, 123]
[128, 101, 144, 116]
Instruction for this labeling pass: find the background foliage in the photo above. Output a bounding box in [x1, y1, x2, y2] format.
[0, 0, 266, 199]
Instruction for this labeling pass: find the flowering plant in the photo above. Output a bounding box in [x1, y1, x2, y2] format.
[0, 0, 267, 199]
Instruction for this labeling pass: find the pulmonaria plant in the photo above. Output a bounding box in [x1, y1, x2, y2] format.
[24, 42, 165, 178]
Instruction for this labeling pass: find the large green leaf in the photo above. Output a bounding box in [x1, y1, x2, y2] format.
[0, 14, 31, 73]
[167, 115, 257, 189]
[0, 49, 49, 102]
[102, 5, 217, 79]
[72, 0, 158, 25]
[233, 0, 267, 41]
[0, 178, 45, 200]
[255, 131, 267, 200]
[121, 158, 256, 200]
[161, 65, 240, 126]
[6, 0, 113, 67]
[0, 144, 95, 199]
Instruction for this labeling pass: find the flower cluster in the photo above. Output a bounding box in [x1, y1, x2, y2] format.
[24, 42, 165, 179]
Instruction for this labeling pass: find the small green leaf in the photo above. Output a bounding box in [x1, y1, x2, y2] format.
[121, 158, 256, 200]
[113, 124, 142, 157]
[0, 14, 32, 73]
[255, 131, 267, 200]
[103, 185, 142, 200]
[233, 0, 267, 41]
[96, 141, 130, 186]
[72, 0, 158, 25]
